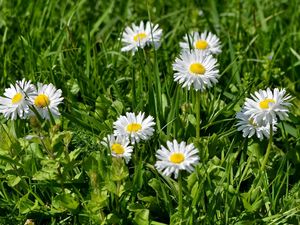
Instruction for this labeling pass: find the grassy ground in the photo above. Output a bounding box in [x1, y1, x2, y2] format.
[0, 0, 300, 224]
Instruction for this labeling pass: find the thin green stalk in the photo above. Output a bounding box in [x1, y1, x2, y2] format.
[261, 124, 273, 171]
[132, 143, 140, 202]
[196, 90, 201, 139]
[178, 171, 183, 222]
[132, 66, 136, 110]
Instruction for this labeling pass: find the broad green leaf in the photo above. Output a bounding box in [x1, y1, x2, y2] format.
[133, 209, 149, 225]
[111, 158, 128, 181]
[7, 175, 21, 187]
[52, 193, 79, 212]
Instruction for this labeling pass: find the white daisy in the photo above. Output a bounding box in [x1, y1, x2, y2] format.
[155, 140, 199, 179]
[173, 50, 219, 91]
[0, 79, 35, 120]
[121, 21, 162, 53]
[30, 83, 63, 119]
[243, 88, 291, 124]
[113, 112, 155, 144]
[180, 31, 221, 55]
[101, 135, 133, 164]
[236, 109, 277, 140]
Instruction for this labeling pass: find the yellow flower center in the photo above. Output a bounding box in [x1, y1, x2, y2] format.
[126, 123, 142, 133]
[133, 33, 147, 42]
[11, 93, 23, 104]
[189, 63, 206, 75]
[34, 94, 50, 108]
[195, 40, 208, 50]
[259, 98, 275, 109]
[169, 153, 185, 164]
[111, 143, 125, 154]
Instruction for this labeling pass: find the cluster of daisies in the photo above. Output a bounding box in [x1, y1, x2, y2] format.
[121, 20, 292, 141]
[102, 112, 199, 179]
[121, 21, 221, 92]
[236, 88, 291, 140]
[0, 21, 292, 180]
[0, 79, 63, 120]
[101, 112, 155, 163]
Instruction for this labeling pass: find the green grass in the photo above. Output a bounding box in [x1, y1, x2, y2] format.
[0, 0, 300, 224]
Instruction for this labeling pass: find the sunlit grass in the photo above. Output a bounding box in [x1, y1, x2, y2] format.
[0, 0, 300, 224]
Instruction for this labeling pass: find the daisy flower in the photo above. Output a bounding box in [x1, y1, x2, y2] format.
[113, 112, 155, 144]
[0, 79, 35, 120]
[155, 140, 199, 179]
[30, 83, 63, 119]
[101, 135, 133, 163]
[180, 31, 221, 55]
[236, 109, 277, 140]
[243, 88, 291, 124]
[121, 21, 162, 53]
[173, 50, 219, 91]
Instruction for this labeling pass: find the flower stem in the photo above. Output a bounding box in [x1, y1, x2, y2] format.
[196, 91, 201, 139]
[261, 124, 273, 171]
[132, 67, 136, 110]
[178, 171, 184, 222]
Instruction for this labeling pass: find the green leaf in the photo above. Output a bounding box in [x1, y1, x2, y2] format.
[86, 190, 108, 212]
[105, 213, 121, 224]
[148, 178, 170, 205]
[33, 170, 58, 181]
[33, 159, 59, 181]
[0, 154, 23, 168]
[128, 203, 150, 225]
[133, 209, 149, 225]
[187, 114, 196, 126]
[19, 194, 40, 214]
[137, 194, 157, 204]
[69, 148, 82, 161]
[0, 124, 17, 154]
[278, 122, 298, 138]
[52, 193, 79, 212]
[111, 100, 124, 115]
[105, 180, 117, 195]
[67, 78, 80, 95]
[7, 175, 21, 187]
[111, 158, 128, 181]
[150, 222, 168, 225]
[51, 131, 73, 150]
